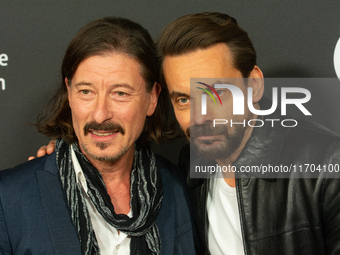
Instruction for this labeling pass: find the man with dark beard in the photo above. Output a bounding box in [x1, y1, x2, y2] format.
[157, 12, 340, 255]
[0, 17, 195, 255]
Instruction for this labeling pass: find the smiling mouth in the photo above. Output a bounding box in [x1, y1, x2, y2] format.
[90, 130, 119, 137]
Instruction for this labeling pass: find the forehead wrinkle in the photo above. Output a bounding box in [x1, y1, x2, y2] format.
[72, 80, 141, 94]
[76, 54, 146, 91]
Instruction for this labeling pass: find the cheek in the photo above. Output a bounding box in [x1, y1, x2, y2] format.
[70, 110, 84, 135]
[174, 109, 190, 132]
[69, 102, 89, 132]
[218, 101, 234, 118]
[121, 105, 146, 129]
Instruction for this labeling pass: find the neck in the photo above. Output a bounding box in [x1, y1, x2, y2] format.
[83, 144, 135, 215]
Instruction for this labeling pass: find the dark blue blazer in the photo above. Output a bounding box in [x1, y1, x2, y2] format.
[0, 152, 196, 255]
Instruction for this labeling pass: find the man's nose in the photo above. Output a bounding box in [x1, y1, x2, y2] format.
[92, 96, 113, 123]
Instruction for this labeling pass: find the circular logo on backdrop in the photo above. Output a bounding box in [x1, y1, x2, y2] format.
[334, 37, 340, 79]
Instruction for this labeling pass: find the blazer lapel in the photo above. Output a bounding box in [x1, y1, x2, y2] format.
[36, 153, 82, 255]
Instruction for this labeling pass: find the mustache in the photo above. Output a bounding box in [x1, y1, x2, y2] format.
[190, 122, 228, 139]
[83, 121, 125, 136]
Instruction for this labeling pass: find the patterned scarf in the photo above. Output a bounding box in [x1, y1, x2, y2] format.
[55, 139, 163, 255]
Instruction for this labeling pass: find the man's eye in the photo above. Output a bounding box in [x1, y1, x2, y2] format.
[117, 91, 126, 96]
[178, 98, 189, 104]
[81, 90, 90, 95]
[214, 90, 224, 97]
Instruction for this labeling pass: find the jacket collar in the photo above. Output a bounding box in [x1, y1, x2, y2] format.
[41, 151, 59, 174]
[233, 98, 287, 180]
[36, 152, 82, 255]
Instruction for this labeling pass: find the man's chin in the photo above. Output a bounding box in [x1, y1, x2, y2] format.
[81, 142, 129, 163]
[96, 142, 111, 150]
[86, 150, 127, 163]
[192, 141, 227, 160]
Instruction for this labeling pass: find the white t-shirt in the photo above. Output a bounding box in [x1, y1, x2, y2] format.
[71, 145, 131, 255]
[207, 176, 245, 255]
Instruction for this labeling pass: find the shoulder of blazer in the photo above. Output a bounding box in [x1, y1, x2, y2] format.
[0, 152, 57, 199]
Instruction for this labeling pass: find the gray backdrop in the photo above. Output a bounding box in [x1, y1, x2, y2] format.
[1, 0, 340, 170]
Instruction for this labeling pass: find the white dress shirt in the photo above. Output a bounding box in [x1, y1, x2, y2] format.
[71, 145, 131, 255]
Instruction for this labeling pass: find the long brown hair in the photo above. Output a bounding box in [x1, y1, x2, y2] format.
[37, 17, 175, 145]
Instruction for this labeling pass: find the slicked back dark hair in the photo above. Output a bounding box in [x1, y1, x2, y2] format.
[157, 12, 257, 85]
[37, 17, 174, 145]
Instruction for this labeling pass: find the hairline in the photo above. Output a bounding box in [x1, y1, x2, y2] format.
[67, 50, 153, 92]
[161, 41, 252, 77]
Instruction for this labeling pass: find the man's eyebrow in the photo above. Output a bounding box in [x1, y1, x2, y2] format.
[111, 83, 135, 90]
[74, 81, 92, 87]
[213, 79, 237, 85]
[73, 82, 134, 90]
[213, 80, 225, 85]
[170, 91, 190, 100]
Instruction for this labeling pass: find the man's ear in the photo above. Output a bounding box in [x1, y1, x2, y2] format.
[248, 66, 264, 103]
[147, 82, 161, 116]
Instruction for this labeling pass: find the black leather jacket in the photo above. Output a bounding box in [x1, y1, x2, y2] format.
[180, 115, 340, 255]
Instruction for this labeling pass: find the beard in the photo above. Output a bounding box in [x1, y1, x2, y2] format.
[81, 142, 129, 163]
[185, 127, 190, 143]
[81, 120, 128, 163]
[190, 121, 247, 160]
